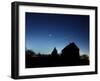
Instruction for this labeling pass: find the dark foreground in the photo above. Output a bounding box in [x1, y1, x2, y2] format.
[26, 54, 89, 68]
[25, 43, 89, 68]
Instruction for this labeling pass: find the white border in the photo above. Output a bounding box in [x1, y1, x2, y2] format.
[19, 5, 95, 76]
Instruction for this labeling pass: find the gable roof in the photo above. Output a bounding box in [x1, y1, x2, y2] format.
[62, 42, 79, 52]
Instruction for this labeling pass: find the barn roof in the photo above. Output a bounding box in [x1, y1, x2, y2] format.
[62, 42, 79, 52]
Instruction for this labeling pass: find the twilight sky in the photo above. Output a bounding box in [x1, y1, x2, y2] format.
[25, 12, 89, 55]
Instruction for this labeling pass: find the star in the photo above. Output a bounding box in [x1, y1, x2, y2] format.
[49, 34, 52, 37]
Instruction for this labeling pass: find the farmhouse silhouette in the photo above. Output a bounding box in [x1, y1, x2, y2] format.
[26, 42, 89, 68]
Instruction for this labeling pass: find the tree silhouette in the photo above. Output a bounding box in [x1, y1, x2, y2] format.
[26, 49, 36, 57]
[51, 47, 58, 56]
[37, 52, 42, 56]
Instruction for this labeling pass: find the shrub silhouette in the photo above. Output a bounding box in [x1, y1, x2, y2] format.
[80, 55, 89, 65]
[80, 55, 89, 60]
[25, 42, 89, 68]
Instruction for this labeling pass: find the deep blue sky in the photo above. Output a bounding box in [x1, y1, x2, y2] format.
[25, 12, 89, 55]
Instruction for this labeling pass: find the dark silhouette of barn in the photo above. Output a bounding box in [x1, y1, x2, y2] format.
[61, 42, 80, 65]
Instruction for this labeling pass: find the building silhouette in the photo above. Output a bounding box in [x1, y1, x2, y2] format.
[61, 42, 80, 65]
